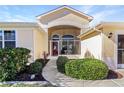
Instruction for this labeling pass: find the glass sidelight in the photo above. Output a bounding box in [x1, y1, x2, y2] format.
[118, 35, 124, 65]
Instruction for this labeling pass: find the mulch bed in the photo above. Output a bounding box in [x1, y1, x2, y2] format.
[106, 70, 123, 79]
[15, 59, 49, 81]
[15, 73, 46, 81]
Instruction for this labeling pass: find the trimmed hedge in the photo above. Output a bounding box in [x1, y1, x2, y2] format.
[0, 47, 31, 81]
[56, 56, 69, 73]
[35, 58, 49, 67]
[65, 58, 109, 80]
[28, 58, 49, 74]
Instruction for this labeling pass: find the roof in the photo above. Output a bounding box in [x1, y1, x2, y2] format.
[37, 5, 93, 22]
[0, 22, 38, 27]
[78, 22, 105, 40]
[78, 22, 124, 40]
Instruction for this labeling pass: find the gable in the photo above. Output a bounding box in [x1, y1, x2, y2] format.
[37, 6, 93, 24]
[47, 13, 89, 28]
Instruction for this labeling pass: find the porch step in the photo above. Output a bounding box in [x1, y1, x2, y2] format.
[48, 55, 81, 59]
[64, 55, 81, 59]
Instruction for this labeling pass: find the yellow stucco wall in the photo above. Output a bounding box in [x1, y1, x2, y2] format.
[102, 27, 124, 56]
[80, 23, 124, 69]
[33, 28, 48, 60]
[0, 27, 35, 62]
[102, 24, 124, 69]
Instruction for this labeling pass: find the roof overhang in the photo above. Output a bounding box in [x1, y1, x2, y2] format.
[78, 21, 124, 40]
[78, 23, 102, 40]
[0, 22, 38, 28]
[37, 5, 93, 22]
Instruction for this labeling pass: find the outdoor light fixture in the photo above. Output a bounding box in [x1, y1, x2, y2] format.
[108, 32, 113, 38]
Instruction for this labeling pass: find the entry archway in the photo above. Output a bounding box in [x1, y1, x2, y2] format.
[48, 25, 81, 56]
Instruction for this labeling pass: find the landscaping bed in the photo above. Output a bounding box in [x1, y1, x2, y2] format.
[0, 48, 49, 82]
[14, 59, 49, 81]
[56, 56, 123, 80]
[107, 70, 123, 79]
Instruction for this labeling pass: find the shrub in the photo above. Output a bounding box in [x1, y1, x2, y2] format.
[35, 58, 49, 67]
[35, 58, 45, 66]
[65, 58, 109, 80]
[0, 47, 31, 81]
[28, 61, 43, 74]
[27, 58, 49, 75]
[56, 56, 69, 73]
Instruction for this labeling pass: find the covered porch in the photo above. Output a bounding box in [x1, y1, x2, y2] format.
[48, 25, 81, 56]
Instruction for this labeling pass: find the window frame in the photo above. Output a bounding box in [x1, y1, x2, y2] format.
[0, 30, 16, 48]
[0, 30, 3, 48]
[52, 34, 60, 40]
[62, 35, 74, 40]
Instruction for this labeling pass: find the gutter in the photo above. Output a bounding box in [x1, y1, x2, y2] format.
[77, 27, 101, 39]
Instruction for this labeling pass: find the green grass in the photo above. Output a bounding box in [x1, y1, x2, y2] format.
[0, 83, 55, 87]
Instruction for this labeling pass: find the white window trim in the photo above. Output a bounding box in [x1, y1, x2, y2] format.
[0, 30, 16, 48]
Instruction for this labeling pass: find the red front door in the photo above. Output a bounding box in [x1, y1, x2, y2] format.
[52, 41, 58, 56]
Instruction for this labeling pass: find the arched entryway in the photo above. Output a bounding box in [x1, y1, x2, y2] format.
[48, 25, 81, 56]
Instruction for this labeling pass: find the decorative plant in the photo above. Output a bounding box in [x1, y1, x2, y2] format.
[65, 58, 109, 80]
[28, 61, 43, 75]
[42, 51, 49, 63]
[56, 56, 69, 73]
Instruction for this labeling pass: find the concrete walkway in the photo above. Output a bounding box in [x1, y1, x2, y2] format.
[42, 59, 124, 87]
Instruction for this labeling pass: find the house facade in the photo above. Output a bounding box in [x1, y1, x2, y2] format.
[0, 6, 124, 70]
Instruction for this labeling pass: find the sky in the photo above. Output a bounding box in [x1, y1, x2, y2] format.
[0, 5, 124, 26]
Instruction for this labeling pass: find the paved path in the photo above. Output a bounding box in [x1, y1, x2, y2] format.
[42, 59, 124, 87]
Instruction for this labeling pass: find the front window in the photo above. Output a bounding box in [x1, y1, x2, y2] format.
[0, 31, 2, 48]
[0, 30, 16, 48]
[61, 35, 74, 54]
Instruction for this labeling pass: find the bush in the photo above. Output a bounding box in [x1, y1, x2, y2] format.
[0, 47, 31, 81]
[35, 58, 45, 66]
[65, 58, 109, 80]
[56, 56, 69, 73]
[35, 58, 49, 67]
[28, 60, 43, 74]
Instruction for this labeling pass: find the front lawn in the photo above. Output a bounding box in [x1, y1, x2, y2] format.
[0, 82, 54, 87]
